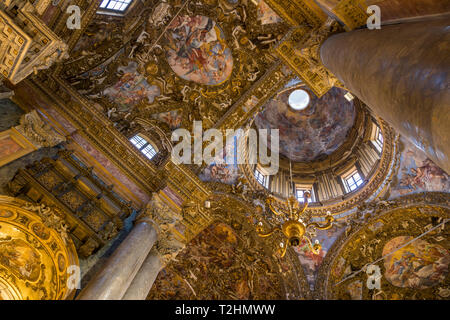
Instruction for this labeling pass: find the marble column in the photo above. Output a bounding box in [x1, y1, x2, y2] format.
[77, 217, 158, 300]
[121, 248, 163, 300]
[320, 19, 450, 173]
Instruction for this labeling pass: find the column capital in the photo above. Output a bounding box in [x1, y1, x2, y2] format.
[137, 193, 182, 235]
[15, 110, 66, 148]
[154, 234, 185, 266]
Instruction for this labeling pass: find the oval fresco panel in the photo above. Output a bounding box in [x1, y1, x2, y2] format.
[164, 15, 233, 86]
[383, 236, 450, 289]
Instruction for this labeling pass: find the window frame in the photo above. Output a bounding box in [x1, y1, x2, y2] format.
[295, 187, 315, 203]
[343, 170, 364, 193]
[99, 0, 133, 13]
[254, 168, 269, 189]
[129, 134, 158, 161]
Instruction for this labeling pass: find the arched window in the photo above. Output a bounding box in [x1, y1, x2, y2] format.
[130, 134, 157, 160]
[99, 0, 133, 12]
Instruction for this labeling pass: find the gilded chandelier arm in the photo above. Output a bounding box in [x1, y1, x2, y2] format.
[266, 197, 283, 216]
[306, 215, 334, 230]
[256, 226, 282, 238]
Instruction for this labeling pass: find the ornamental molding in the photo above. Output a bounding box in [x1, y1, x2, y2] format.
[27, 75, 165, 195]
[15, 110, 66, 148]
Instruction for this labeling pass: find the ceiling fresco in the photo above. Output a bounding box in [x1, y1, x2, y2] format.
[294, 224, 345, 291]
[254, 86, 356, 162]
[323, 204, 450, 300]
[390, 137, 450, 198]
[164, 15, 234, 86]
[65, 0, 290, 136]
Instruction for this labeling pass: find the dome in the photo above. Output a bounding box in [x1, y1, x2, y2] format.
[255, 87, 356, 163]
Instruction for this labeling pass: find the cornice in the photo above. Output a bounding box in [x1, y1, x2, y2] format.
[28, 74, 166, 195]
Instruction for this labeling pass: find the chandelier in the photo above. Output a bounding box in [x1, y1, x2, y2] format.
[256, 161, 334, 258]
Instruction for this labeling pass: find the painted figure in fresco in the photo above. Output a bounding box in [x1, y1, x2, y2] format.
[165, 15, 233, 86]
[383, 236, 450, 289]
[400, 158, 448, 190]
[393, 138, 450, 196]
[103, 61, 161, 111]
[153, 111, 182, 130]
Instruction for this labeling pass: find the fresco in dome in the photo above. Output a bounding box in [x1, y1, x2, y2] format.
[103, 61, 160, 111]
[383, 236, 450, 289]
[255, 87, 355, 162]
[256, 0, 283, 25]
[164, 15, 233, 86]
[390, 137, 449, 198]
[294, 225, 344, 290]
[152, 110, 183, 130]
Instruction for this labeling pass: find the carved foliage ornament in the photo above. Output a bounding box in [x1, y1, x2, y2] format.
[15, 110, 66, 148]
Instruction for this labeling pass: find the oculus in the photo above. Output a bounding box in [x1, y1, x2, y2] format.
[288, 89, 310, 111]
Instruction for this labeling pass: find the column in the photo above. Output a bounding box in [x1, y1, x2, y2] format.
[321, 19, 450, 173]
[122, 230, 185, 300]
[121, 248, 162, 300]
[77, 217, 158, 300]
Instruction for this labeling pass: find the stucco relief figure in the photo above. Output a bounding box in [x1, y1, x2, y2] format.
[164, 15, 233, 86]
[383, 236, 450, 289]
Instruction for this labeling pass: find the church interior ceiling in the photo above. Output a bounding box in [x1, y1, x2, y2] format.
[149, 195, 310, 299]
[254, 84, 355, 163]
[64, 0, 290, 136]
[321, 200, 450, 300]
[0, 0, 448, 302]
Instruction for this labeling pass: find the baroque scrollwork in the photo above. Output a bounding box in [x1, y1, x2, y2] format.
[22, 201, 70, 244]
[15, 110, 66, 148]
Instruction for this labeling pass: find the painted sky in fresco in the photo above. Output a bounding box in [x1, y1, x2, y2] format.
[255, 87, 355, 162]
[164, 15, 233, 86]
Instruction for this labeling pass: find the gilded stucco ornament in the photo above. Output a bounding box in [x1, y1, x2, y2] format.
[139, 193, 186, 265]
[0, 196, 79, 300]
[312, 192, 450, 300]
[15, 110, 66, 148]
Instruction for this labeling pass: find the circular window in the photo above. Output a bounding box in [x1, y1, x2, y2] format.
[288, 89, 310, 111]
